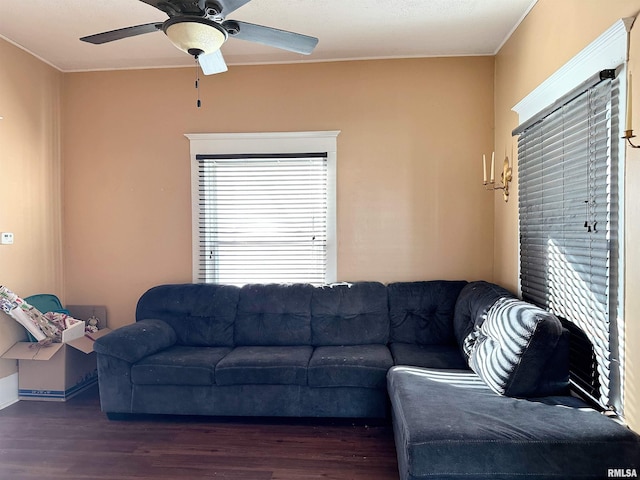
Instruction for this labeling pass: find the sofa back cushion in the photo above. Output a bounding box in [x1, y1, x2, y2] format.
[453, 281, 516, 352]
[463, 297, 569, 397]
[136, 284, 239, 347]
[235, 283, 314, 346]
[388, 281, 467, 345]
[311, 282, 389, 346]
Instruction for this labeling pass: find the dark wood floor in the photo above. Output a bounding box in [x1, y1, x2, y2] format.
[0, 386, 399, 480]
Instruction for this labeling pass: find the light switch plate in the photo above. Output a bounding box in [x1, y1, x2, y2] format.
[1, 232, 14, 244]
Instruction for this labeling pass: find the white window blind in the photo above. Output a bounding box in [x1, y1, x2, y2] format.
[196, 153, 329, 285]
[516, 70, 622, 411]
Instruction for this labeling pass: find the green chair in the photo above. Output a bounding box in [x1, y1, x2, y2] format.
[23, 294, 70, 341]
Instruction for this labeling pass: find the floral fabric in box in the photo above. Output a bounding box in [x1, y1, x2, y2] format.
[0, 286, 83, 343]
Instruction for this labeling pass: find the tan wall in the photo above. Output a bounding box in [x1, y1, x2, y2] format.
[494, 0, 640, 430]
[0, 39, 64, 379]
[62, 57, 496, 330]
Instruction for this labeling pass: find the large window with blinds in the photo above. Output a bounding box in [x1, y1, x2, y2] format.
[515, 69, 623, 412]
[186, 131, 339, 286]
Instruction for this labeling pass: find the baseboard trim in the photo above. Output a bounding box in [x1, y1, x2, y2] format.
[0, 373, 19, 410]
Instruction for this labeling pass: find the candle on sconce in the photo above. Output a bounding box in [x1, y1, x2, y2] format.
[483, 154, 487, 184]
[490, 152, 495, 183]
[627, 72, 633, 132]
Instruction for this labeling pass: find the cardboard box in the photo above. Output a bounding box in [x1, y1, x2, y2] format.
[66, 305, 107, 329]
[1, 321, 111, 402]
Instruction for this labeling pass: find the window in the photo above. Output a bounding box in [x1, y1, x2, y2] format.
[186, 132, 339, 285]
[515, 70, 621, 411]
[512, 19, 631, 415]
[197, 153, 327, 284]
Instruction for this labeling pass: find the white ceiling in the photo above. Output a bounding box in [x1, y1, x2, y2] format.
[0, 0, 537, 73]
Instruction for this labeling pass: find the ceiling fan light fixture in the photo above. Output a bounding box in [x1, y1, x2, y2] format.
[163, 17, 227, 57]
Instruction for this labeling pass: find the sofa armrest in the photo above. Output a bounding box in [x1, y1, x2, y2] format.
[94, 319, 177, 363]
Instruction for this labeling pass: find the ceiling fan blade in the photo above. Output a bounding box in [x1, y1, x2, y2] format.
[223, 20, 318, 55]
[80, 23, 163, 44]
[138, 0, 189, 16]
[215, 0, 253, 17]
[199, 49, 228, 75]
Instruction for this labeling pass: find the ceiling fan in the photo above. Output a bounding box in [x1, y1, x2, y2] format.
[80, 0, 319, 75]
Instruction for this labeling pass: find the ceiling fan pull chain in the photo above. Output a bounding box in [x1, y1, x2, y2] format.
[195, 58, 202, 108]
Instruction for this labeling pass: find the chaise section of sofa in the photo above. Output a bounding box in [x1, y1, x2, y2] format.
[387, 280, 640, 479]
[388, 366, 640, 480]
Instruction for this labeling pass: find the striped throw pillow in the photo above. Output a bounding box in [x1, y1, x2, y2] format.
[465, 297, 563, 397]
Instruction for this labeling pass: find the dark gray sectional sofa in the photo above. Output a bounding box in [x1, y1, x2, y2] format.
[94, 280, 640, 479]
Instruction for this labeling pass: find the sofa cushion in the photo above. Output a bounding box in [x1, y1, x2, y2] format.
[464, 297, 568, 397]
[388, 281, 467, 345]
[215, 346, 313, 386]
[387, 366, 640, 480]
[453, 280, 515, 354]
[308, 345, 393, 389]
[389, 342, 469, 370]
[131, 346, 231, 385]
[311, 282, 389, 346]
[235, 284, 314, 346]
[136, 284, 240, 347]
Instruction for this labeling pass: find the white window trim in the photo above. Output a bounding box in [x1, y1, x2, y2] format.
[511, 18, 632, 415]
[513, 18, 633, 124]
[185, 131, 340, 284]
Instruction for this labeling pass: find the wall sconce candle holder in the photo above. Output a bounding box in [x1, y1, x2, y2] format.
[484, 155, 512, 202]
[622, 129, 640, 148]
